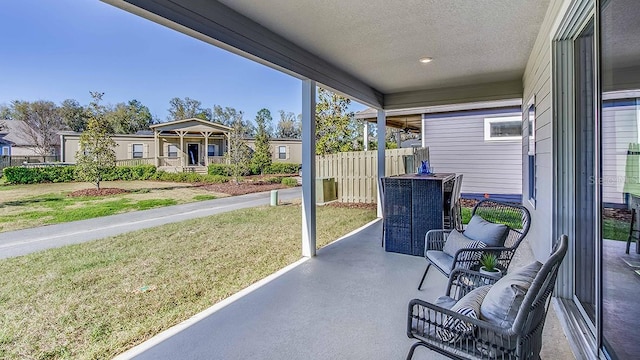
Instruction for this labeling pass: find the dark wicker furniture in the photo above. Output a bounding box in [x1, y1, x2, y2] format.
[382, 173, 456, 256]
[406, 235, 568, 360]
[443, 174, 464, 231]
[418, 199, 531, 289]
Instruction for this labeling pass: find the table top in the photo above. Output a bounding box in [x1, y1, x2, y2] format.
[385, 173, 455, 182]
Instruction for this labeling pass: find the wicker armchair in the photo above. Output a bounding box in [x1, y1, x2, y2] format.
[406, 235, 568, 360]
[418, 200, 531, 290]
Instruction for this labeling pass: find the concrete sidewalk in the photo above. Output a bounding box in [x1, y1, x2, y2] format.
[0, 187, 301, 259]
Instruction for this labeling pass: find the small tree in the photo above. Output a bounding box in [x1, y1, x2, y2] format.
[251, 108, 273, 174]
[225, 118, 252, 184]
[75, 93, 116, 189]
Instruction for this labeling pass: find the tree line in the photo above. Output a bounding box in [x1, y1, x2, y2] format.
[0, 87, 406, 159]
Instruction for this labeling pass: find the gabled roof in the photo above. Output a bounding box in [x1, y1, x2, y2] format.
[0, 120, 55, 146]
[150, 118, 233, 132]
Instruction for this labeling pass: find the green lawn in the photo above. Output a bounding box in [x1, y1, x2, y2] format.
[0, 204, 376, 360]
[0, 181, 222, 232]
[462, 206, 629, 241]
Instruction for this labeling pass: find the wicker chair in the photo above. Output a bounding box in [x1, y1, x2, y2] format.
[406, 235, 568, 360]
[418, 199, 531, 290]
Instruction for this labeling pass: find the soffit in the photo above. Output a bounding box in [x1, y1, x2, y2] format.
[218, 0, 550, 94]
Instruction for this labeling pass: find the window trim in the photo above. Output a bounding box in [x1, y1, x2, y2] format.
[483, 116, 522, 141]
[278, 145, 287, 160]
[132, 144, 144, 159]
[1, 146, 9, 156]
[207, 144, 217, 157]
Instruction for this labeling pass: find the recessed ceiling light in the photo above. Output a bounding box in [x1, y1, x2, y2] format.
[419, 57, 433, 64]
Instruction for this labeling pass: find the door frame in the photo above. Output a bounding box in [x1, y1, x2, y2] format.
[187, 143, 200, 165]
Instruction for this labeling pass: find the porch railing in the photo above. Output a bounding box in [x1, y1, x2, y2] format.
[115, 158, 155, 167]
[207, 156, 226, 165]
[158, 157, 181, 167]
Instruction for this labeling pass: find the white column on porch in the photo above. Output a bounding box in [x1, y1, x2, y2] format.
[363, 121, 369, 151]
[396, 129, 402, 148]
[301, 79, 317, 257]
[377, 109, 386, 218]
[421, 114, 427, 148]
[177, 131, 186, 167]
[202, 131, 211, 166]
[154, 130, 159, 167]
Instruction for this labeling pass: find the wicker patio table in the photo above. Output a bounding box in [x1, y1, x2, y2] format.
[382, 173, 455, 256]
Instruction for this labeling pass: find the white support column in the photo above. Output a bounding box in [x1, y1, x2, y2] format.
[179, 132, 185, 167]
[154, 130, 159, 167]
[377, 109, 386, 217]
[396, 129, 402, 148]
[301, 79, 317, 257]
[363, 121, 369, 151]
[421, 114, 427, 148]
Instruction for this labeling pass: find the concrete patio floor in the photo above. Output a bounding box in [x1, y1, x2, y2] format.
[117, 220, 574, 360]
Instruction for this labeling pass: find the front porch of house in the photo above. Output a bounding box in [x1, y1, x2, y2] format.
[150, 118, 231, 173]
[116, 220, 574, 360]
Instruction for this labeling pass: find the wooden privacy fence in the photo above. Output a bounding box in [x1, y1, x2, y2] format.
[316, 147, 429, 203]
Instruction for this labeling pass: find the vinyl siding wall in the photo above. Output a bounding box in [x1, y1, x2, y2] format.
[601, 101, 640, 204]
[422, 110, 522, 197]
[521, 0, 566, 261]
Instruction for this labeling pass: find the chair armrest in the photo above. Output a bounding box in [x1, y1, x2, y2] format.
[446, 268, 501, 300]
[408, 299, 518, 357]
[452, 245, 518, 274]
[424, 229, 452, 253]
[408, 298, 512, 339]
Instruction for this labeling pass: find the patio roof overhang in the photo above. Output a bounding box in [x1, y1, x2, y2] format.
[102, 0, 550, 110]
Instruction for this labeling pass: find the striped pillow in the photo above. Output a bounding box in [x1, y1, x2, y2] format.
[443, 230, 487, 269]
[437, 285, 492, 343]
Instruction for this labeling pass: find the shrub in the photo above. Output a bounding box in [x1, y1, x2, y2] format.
[3, 166, 75, 184]
[2, 165, 157, 184]
[153, 171, 228, 184]
[266, 163, 301, 174]
[281, 177, 298, 187]
[208, 164, 232, 176]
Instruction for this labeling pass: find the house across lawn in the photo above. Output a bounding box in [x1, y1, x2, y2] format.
[58, 117, 302, 173]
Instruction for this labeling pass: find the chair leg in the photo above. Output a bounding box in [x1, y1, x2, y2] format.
[418, 264, 431, 290]
[627, 209, 636, 254]
[406, 342, 427, 360]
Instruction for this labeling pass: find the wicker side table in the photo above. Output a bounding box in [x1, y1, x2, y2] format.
[382, 173, 455, 256]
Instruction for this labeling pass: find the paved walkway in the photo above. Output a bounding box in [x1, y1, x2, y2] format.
[0, 187, 301, 259]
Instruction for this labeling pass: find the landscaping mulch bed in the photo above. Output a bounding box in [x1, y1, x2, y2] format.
[200, 182, 291, 196]
[68, 188, 130, 197]
[325, 202, 377, 210]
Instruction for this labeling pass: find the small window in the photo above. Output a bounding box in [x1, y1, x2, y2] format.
[1, 146, 9, 156]
[484, 116, 522, 141]
[207, 144, 217, 157]
[278, 146, 286, 159]
[132, 144, 143, 158]
[168, 145, 178, 158]
[525, 97, 536, 207]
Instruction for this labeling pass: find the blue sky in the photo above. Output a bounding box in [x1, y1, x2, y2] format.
[0, 0, 365, 122]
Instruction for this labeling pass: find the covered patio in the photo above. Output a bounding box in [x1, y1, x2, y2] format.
[116, 220, 573, 360]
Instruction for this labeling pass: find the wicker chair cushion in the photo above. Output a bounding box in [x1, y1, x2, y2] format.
[480, 261, 542, 328]
[437, 285, 492, 343]
[434, 296, 457, 310]
[426, 251, 454, 275]
[442, 230, 486, 268]
[463, 215, 509, 247]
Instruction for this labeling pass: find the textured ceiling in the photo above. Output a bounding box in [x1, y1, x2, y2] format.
[218, 0, 550, 94]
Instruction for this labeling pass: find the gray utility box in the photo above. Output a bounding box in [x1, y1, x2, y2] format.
[316, 177, 337, 203]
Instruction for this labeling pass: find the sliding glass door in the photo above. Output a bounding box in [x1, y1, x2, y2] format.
[600, 0, 640, 358]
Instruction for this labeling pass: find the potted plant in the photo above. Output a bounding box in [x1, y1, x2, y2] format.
[479, 253, 502, 278]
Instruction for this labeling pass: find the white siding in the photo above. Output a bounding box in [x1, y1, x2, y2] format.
[522, 0, 566, 261]
[602, 102, 639, 204]
[423, 111, 522, 197]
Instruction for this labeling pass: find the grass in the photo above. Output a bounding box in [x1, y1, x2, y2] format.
[462, 206, 628, 241]
[0, 203, 376, 360]
[0, 181, 226, 232]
